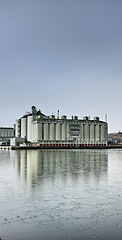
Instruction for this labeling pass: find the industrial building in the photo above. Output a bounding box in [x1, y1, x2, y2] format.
[15, 106, 108, 147]
[0, 127, 15, 145]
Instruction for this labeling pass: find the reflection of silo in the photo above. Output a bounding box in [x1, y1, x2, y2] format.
[27, 150, 38, 185]
[14, 151, 21, 175]
[21, 151, 26, 180]
[15, 119, 21, 137]
[21, 117, 27, 139]
[27, 115, 33, 142]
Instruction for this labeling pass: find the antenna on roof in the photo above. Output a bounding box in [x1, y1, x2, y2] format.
[57, 110, 59, 119]
[105, 114, 107, 122]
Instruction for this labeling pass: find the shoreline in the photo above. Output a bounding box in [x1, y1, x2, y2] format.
[1, 145, 122, 150]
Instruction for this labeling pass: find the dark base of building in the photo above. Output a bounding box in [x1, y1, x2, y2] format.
[10, 144, 122, 150]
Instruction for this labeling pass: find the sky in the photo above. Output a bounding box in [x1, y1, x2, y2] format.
[0, 0, 122, 133]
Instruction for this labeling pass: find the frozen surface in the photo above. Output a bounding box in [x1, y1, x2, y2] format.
[0, 149, 122, 240]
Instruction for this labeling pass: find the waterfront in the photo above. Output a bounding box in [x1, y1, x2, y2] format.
[0, 149, 122, 240]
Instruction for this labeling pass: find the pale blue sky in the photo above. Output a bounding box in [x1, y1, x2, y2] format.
[0, 0, 122, 132]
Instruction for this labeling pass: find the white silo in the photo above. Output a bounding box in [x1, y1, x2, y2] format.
[27, 115, 33, 142]
[15, 119, 21, 137]
[21, 117, 27, 139]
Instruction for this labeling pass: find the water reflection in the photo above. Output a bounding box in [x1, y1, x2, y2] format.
[14, 150, 108, 187]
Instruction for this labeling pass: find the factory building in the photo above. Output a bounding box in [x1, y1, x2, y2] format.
[0, 127, 15, 145]
[15, 106, 108, 147]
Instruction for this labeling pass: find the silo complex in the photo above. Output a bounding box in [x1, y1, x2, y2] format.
[15, 107, 108, 147]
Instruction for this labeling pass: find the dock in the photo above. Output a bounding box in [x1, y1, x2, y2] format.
[1, 145, 122, 150]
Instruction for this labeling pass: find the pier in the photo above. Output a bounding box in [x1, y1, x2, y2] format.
[0, 146, 12, 150]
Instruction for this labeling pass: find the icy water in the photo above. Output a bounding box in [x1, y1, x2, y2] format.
[0, 149, 122, 240]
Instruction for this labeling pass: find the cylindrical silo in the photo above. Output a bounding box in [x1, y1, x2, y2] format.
[44, 123, 48, 140]
[5, 129, 7, 137]
[83, 123, 85, 141]
[15, 119, 21, 137]
[56, 122, 60, 140]
[101, 123, 104, 141]
[62, 122, 66, 140]
[80, 122, 83, 141]
[85, 122, 89, 142]
[101, 123, 107, 141]
[96, 123, 100, 142]
[38, 122, 43, 141]
[27, 115, 33, 142]
[21, 117, 27, 139]
[50, 122, 54, 140]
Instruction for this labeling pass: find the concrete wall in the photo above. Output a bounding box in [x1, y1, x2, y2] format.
[31, 119, 108, 144]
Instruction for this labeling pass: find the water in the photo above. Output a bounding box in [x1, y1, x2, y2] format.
[0, 149, 122, 240]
